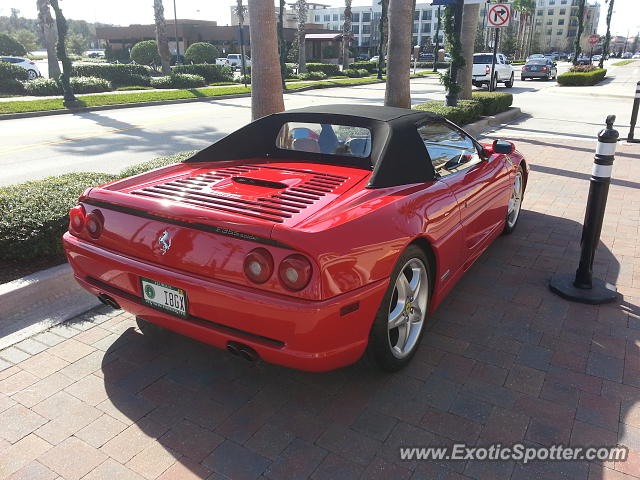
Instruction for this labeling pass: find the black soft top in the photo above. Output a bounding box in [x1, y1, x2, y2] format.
[186, 104, 448, 188]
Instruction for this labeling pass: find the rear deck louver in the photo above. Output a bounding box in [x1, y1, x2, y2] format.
[131, 165, 348, 223]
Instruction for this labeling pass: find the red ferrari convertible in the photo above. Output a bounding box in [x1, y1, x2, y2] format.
[63, 105, 528, 372]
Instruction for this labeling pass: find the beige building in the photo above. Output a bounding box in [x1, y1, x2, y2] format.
[530, 0, 601, 53]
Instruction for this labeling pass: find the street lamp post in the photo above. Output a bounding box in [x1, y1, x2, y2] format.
[173, 0, 181, 65]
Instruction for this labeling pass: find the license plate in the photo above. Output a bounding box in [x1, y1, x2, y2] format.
[141, 278, 188, 318]
[531, 66, 538, 71]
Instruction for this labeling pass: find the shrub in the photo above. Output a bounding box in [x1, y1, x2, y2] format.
[171, 64, 233, 83]
[150, 73, 206, 89]
[69, 76, 112, 94]
[557, 68, 607, 86]
[415, 62, 451, 69]
[236, 74, 251, 84]
[569, 64, 597, 73]
[0, 33, 26, 56]
[471, 92, 513, 116]
[306, 63, 340, 76]
[357, 69, 370, 77]
[413, 100, 482, 125]
[0, 78, 25, 94]
[299, 71, 328, 80]
[350, 61, 377, 73]
[130, 40, 161, 67]
[23, 78, 61, 96]
[0, 61, 28, 81]
[184, 42, 219, 64]
[343, 68, 361, 78]
[124, 73, 151, 87]
[284, 63, 297, 77]
[115, 86, 154, 91]
[71, 64, 152, 85]
[0, 151, 197, 263]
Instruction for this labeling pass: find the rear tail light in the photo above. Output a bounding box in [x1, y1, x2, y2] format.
[485, 65, 490, 74]
[85, 210, 104, 239]
[69, 205, 85, 233]
[541, 66, 548, 71]
[244, 248, 274, 284]
[278, 255, 312, 291]
[522, 66, 526, 71]
[29, 61, 36, 65]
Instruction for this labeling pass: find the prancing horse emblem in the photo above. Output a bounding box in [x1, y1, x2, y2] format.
[158, 230, 171, 254]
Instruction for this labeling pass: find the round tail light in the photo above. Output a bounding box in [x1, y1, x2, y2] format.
[85, 210, 104, 239]
[69, 205, 85, 233]
[244, 248, 274, 284]
[278, 255, 312, 291]
[485, 65, 490, 74]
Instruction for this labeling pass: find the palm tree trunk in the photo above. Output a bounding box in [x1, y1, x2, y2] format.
[377, 0, 388, 80]
[384, 0, 413, 108]
[278, 0, 287, 88]
[37, 0, 61, 79]
[48, 0, 75, 103]
[341, 0, 352, 70]
[248, 0, 285, 120]
[458, 2, 479, 100]
[573, 0, 586, 65]
[296, 0, 308, 73]
[153, 0, 171, 75]
[599, 0, 613, 68]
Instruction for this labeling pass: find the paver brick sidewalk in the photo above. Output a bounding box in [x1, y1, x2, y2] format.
[0, 137, 638, 479]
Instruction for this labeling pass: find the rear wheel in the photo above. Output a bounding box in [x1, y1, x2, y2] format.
[26, 69, 37, 80]
[504, 73, 514, 88]
[366, 246, 431, 371]
[502, 166, 524, 235]
[521, 76, 526, 81]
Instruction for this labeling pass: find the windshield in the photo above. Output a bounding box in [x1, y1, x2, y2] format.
[527, 59, 548, 65]
[473, 54, 494, 64]
[276, 122, 372, 158]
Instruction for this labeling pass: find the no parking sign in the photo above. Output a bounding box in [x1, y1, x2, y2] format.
[487, 3, 511, 28]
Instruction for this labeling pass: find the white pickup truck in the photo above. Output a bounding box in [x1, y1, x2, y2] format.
[472, 53, 514, 89]
[226, 54, 251, 69]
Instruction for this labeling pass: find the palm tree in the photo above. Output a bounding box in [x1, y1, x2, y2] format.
[513, 0, 535, 59]
[384, 0, 413, 108]
[432, 6, 441, 71]
[599, 0, 614, 68]
[36, 0, 61, 78]
[458, 2, 479, 100]
[247, 0, 285, 120]
[278, 0, 287, 88]
[48, 0, 75, 103]
[294, 0, 308, 74]
[573, 0, 586, 65]
[377, 0, 388, 80]
[153, 0, 171, 75]
[341, 0, 353, 71]
[234, 1, 248, 82]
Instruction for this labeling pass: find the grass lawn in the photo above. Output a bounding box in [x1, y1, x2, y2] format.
[612, 59, 637, 66]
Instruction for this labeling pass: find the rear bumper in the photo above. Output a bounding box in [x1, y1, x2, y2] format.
[521, 72, 549, 78]
[63, 233, 387, 372]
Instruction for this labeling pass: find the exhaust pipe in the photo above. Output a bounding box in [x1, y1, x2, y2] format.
[97, 293, 121, 310]
[226, 341, 259, 362]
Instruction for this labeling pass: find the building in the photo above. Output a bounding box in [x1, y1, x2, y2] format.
[229, 3, 326, 30]
[530, 0, 600, 53]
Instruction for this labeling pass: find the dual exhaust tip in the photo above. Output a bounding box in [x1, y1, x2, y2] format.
[97, 293, 259, 363]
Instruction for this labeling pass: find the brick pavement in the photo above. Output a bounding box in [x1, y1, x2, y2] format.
[0, 137, 638, 479]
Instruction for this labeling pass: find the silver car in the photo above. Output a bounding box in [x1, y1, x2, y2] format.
[0, 56, 41, 80]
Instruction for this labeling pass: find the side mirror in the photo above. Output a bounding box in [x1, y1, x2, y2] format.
[493, 139, 515, 155]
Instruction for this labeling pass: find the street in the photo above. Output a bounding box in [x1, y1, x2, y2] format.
[2, 61, 637, 186]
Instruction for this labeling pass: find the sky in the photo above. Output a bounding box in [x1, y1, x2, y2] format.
[2, 0, 639, 37]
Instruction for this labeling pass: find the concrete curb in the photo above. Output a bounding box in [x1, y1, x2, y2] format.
[0, 79, 387, 121]
[0, 263, 100, 350]
[464, 107, 523, 138]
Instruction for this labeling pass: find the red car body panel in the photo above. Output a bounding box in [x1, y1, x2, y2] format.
[63, 114, 527, 372]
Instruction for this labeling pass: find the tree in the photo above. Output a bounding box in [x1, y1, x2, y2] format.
[294, 0, 308, 73]
[184, 42, 219, 63]
[278, 0, 287, 88]
[12, 29, 38, 52]
[513, 0, 535, 59]
[36, 0, 61, 79]
[131, 40, 161, 67]
[153, 0, 171, 75]
[0, 32, 27, 56]
[573, 0, 586, 65]
[432, 6, 441, 71]
[377, 0, 388, 80]
[48, 0, 75, 103]
[66, 32, 87, 55]
[341, 0, 353, 70]
[458, 2, 479, 100]
[502, 28, 517, 56]
[234, 1, 248, 80]
[247, 0, 284, 120]
[384, 0, 413, 108]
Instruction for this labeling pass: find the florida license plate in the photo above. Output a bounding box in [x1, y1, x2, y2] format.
[141, 278, 188, 318]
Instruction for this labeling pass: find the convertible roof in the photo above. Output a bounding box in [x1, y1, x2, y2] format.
[186, 105, 447, 188]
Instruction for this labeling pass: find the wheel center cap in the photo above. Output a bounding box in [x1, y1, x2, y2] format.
[404, 300, 412, 315]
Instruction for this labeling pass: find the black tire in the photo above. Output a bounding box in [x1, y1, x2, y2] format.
[136, 316, 167, 337]
[502, 165, 525, 235]
[543, 73, 550, 81]
[521, 76, 526, 81]
[504, 73, 514, 88]
[27, 69, 38, 80]
[365, 245, 432, 372]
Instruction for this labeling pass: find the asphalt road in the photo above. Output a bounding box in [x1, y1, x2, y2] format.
[1, 60, 637, 186]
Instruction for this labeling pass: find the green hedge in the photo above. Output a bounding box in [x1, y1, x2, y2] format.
[71, 64, 152, 85]
[150, 73, 206, 89]
[171, 64, 233, 83]
[343, 68, 370, 78]
[0, 33, 26, 56]
[557, 68, 607, 86]
[23, 77, 112, 96]
[0, 62, 28, 81]
[305, 63, 341, 76]
[471, 92, 513, 116]
[350, 61, 377, 73]
[0, 78, 25, 94]
[299, 71, 328, 80]
[184, 42, 219, 64]
[414, 100, 482, 125]
[0, 151, 196, 263]
[414, 62, 451, 69]
[23, 78, 60, 96]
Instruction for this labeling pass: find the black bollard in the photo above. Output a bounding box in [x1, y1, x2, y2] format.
[628, 81, 640, 143]
[549, 115, 620, 304]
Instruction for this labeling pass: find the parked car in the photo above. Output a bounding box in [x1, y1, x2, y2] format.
[63, 104, 527, 372]
[419, 52, 435, 62]
[472, 52, 515, 89]
[444, 53, 452, 62]
[521, 58, 557, 81]
[526, 54, 546, 62]
[632, 53, 640, 59]
[622, 52, 633, 59]
[0, 56, 41, 80]
[592, 54, 602, 62]
[575, 56, 592, 65]
[227, 54, 251, 69]
[356, 53, 370, 61]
